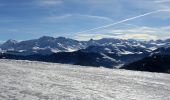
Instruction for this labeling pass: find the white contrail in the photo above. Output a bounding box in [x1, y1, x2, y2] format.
[74, 9, 170, 34]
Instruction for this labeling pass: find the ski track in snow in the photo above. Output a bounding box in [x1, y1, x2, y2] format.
[0, 59, 170, 100]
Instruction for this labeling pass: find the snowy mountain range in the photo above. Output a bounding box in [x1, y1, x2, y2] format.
[0, 36, 86, 54]
[1, 36, 166, 55]
[0, 36, 170, 72]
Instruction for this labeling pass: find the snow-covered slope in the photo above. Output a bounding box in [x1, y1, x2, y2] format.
[0, 59, 170, 100]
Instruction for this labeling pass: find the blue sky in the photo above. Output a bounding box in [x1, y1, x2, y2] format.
[0, 0, 170, 41]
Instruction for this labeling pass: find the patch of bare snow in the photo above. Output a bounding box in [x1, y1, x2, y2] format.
[0, 59, 170, 100]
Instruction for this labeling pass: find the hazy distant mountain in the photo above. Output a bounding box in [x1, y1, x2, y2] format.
[0, 39, 18, 50]
[0, 36, 86, 55]
[0, 36, 159, 55]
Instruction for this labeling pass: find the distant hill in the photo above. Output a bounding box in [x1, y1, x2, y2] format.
[121, 55, 170, 74]
[0, 51, 120, 68]
[122, 46, 170, 74]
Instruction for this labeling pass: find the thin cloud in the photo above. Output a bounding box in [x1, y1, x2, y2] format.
[74, 9, 170, 35]
[45, 14, 113, 22]
[37, 0, 63, 6]
[74, 33, 157, 41]
[46, 14, 72, 21]
[155, 0, 170, 3]
[73, 26, 170, 41]
[76, 14, 113, 22]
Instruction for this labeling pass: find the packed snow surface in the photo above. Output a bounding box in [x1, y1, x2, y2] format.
[0, 59, 170, 100]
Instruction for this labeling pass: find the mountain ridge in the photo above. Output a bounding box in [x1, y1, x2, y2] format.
[1, 36, 170, 72]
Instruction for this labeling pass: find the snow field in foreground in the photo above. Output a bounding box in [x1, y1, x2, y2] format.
[0, 59, 170, 100]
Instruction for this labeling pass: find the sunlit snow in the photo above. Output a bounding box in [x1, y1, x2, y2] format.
[0, 59, 170, 100]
